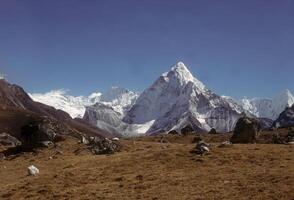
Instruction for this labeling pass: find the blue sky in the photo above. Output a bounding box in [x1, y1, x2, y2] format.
[0, 0, 293, 99]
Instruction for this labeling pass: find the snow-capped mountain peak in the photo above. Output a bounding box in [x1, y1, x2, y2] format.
[123, 61, 245, 133]
[167, 61, 206, 91]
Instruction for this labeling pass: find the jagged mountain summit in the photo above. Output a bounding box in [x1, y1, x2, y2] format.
[239, 89, 294, 120]
[123, 61, 248, 134]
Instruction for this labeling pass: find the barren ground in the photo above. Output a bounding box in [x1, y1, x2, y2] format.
[0, 134, 293, 200]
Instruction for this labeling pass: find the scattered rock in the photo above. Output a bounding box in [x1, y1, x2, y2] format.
[230, 117, 261, 144]
[55, 149, 63, 155]
[218, 141, 233, 148]
[28, 165, 39, 176]
[86, 136, 120, 155]
[194, 140, 210, 156]
[81, 136, 89, 145]
[136, 175, 144, 181]
[159, 136, 169, 143]
[38, 141, 53, 147]
[286, 141, 294, 145]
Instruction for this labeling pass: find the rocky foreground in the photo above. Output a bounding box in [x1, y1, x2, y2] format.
[0, 134, 293, 200]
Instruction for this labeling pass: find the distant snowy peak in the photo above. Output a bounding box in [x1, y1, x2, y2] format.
[239, 89, 294, 120]
[30, 90, 100, 119]
[30, 87, 138, 119]
[100, 86, 139, 115]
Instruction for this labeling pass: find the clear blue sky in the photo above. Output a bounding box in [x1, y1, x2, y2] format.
[0, 0, 293, 99]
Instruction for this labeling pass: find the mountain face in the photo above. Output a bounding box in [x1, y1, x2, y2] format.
[239, 90, 294, 120]
[123, 62, 248, 134]
[273, 104, 294, 128]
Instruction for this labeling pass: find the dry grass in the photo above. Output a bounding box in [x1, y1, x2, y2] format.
[0, 134, 293, 200]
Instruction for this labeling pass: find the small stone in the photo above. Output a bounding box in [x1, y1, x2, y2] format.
[28, 165, 39, 176]
[112, 137, 120, 141]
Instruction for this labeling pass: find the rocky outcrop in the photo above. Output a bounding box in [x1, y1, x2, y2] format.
[230, 117, 261, 143]
[82, 136, 120, 155]
[0, 133, 21, 146]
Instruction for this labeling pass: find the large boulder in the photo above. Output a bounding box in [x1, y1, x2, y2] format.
[181, 125, 194, 135]
[208, 128, 217, 134]
[230, 117, 261, 143]
[19, 118, 67, 149]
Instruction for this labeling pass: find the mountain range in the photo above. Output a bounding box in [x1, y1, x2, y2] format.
[29, 62, 294, 136]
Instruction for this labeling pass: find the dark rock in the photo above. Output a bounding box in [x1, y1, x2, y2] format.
[168, 130, 179, 135]
[208, 128, 217, 134]
[181, 125, 194, 135]
[230, 117, 261, 143]
[194, 140, 210, 155]
[272, 132, 284, 144]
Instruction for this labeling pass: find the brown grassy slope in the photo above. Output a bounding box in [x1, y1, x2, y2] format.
[0, 134, 293, 200]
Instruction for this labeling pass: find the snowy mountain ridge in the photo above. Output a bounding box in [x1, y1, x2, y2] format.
[239, 89, 294, 120]
[30, 87, 138, 119]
